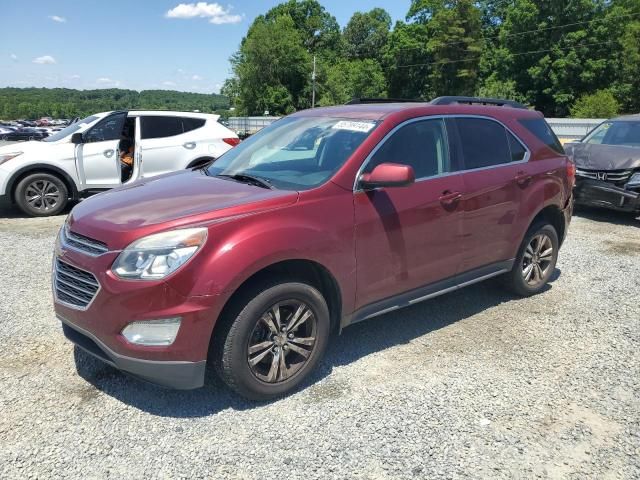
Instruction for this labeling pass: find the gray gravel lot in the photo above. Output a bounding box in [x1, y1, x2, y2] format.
[0, 205, 638, 479]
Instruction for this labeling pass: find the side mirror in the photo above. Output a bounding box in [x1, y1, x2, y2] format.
[359, 163, 415, 190]
[71, 133, 83, 144]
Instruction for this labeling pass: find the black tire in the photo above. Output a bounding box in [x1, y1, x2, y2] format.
[213, 281, 330, 400]
[505, 222, 559, 297]
[15, 172, 69, 217]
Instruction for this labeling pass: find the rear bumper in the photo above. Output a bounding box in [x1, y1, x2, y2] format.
[60, 316, 206, 389]
[574, 178, 640, 212]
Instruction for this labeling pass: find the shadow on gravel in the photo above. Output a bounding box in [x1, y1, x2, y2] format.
[573, 206, 639, 227]
[0, 205, 72, 220]
[76, 269, 560, 418]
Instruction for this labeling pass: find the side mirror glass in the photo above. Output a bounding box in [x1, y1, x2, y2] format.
[71, 132, 83, 144]
[359, 163, 415, 190]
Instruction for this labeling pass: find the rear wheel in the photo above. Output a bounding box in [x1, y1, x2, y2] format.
[15, 172, 69, 217]
[505, 222, 559, 296]
[213, 281, 330, 400]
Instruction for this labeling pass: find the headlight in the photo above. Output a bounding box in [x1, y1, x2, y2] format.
[628, 172, 640, 188]
[0, 152, 23, 166]
[112, 227, 208, 280]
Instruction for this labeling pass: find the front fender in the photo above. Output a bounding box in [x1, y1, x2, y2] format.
[165, 186, 357, 315]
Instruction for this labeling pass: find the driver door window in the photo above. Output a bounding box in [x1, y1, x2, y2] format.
[365, 119, 449, 178]
[84, 113, 126, 143]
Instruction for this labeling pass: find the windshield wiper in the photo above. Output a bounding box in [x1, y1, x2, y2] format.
[216, 174, 275, 189]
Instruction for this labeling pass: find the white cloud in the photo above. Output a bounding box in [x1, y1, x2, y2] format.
[165, 2, 242, 24]
[191, 74, 203, 81]
[33, 55, 57, 64]
[176, 68, 186, 74]
[10, 53, 18, 61]
[96, 77, 121, 87]
[162, 81, 177, 87]
[69, 74, 81, 80]
[49, 15, 67, 23]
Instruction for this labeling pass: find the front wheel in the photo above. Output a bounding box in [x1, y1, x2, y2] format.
[505, 222, 559, 296]
[15, 172, 69, 217]
[214, 281, 330, 400]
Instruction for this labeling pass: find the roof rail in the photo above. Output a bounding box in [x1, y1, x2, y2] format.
[345, 98, 425, 105]
[430, 96, 528, 109]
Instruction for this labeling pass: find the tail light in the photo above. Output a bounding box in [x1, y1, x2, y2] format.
[223, 137, 240, 147]
[566, 159, 576, 188]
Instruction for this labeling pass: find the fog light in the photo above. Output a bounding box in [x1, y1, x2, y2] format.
[121, 318, 182, 346]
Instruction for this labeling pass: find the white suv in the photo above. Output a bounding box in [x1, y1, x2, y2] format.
[0, 110, 239, 216]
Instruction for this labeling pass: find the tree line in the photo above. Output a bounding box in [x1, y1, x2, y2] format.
[223, 0, 640, 118]
[0, 88, 229, 120]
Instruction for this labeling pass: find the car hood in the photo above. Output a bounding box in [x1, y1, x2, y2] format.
[565, 142, 640, 170]
[69, 170, 298, 246]
[0, 140, 46, 154]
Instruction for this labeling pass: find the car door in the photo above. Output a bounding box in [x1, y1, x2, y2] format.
[76, 112, 126, 189]
[450, 117, 530, 273]
[138, 115, 188, 177]
[354, 118, 464, 309]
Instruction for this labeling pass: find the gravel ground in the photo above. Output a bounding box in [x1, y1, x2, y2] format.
[0, 205, 638, 479]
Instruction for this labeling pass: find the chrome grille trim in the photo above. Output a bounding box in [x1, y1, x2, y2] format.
[61, 226, 109, 257]
[575, 168, 633, 183]
[53, 259, 100, 310]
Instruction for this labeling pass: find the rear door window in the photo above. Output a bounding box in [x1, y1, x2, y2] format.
[365, 119, 449, 179]
[455, 118, 511, 169]
[507, 132, 528, 161]
[141, 116, 183, 139]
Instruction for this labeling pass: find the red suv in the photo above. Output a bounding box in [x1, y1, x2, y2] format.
[53, 97, 574, 399]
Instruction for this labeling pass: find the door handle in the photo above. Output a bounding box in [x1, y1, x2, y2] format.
[515, 171, 532, 186]
[183, 142, 196, 150]
[103, 149, 114, 158]
[439, 190, 463, 208]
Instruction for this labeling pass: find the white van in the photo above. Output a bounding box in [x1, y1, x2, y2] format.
[0, 110, 239, 216]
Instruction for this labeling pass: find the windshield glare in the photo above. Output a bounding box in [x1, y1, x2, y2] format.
[43, 115, 99, 142]
[207, 117, 378, 190]
[584, 121, 640, 147]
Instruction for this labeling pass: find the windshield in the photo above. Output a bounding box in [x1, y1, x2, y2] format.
[207, 116, 378, 190]
[584, 121, 640, 147]
[43, 115, 99, 142]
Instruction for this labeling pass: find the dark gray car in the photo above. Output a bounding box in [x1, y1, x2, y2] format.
[565, 115, 640, 213]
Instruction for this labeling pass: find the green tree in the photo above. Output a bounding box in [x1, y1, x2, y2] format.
[343, 8, 392, 62]
[406, 0, 485, 97]
[496, 0, 613, 116]
[232, 15, 311, 115]
[570, 89, 620, 118]
[382, 22, 432, 99]
[319, 59, 387, 105]
[263, 0, 342, 57]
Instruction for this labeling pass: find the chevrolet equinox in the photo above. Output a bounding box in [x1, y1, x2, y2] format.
[53, 97, 574, 400]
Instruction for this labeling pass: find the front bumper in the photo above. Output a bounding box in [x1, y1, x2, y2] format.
[574, 178, 640, 212]
[53, 236, 225, 390]
[0, 193, 10, 209]
[60, 316, 206, 389]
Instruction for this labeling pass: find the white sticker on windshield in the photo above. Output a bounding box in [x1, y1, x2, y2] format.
[332, 120, 376, 133]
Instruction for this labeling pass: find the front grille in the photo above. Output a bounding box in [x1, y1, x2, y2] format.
[576, 168, 633, 185]
[61, 227, 108, 256]
[54, 259, 100, 309]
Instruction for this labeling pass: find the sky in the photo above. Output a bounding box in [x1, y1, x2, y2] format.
[0, 1, 410, 94]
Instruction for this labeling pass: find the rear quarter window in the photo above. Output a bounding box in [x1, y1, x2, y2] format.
[518, 118, 564, 154]
[182, 117, 206, 133]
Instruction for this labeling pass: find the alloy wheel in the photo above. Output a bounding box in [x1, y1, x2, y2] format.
[522, 233, 554, 286]
[247, 300, 317, 383]
[25, 180, 61, 212]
